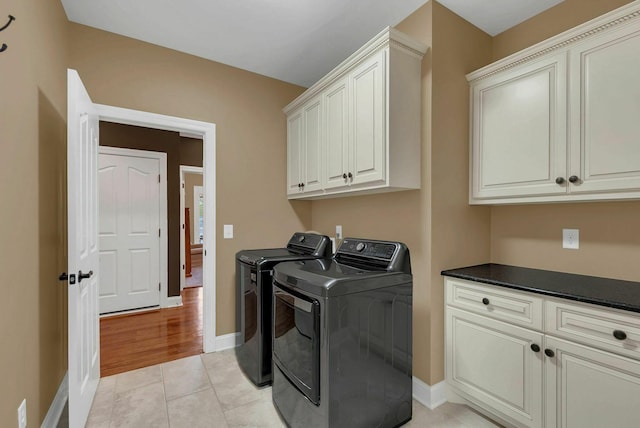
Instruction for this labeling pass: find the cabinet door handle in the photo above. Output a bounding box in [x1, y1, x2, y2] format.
[343, 173, 347, 179]
[482, 297, 490, 305]
[544, 348, 555, 358]
[568, 175, 579, 183]
[301, 183, 305, 188]
[348, 172, 353, 179]
[555, 177, 565, 184]
[530, 344, 540, 353]
[613, 330, 627, 340]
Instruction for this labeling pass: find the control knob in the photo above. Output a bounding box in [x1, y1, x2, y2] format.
[355, 242, 366, 252]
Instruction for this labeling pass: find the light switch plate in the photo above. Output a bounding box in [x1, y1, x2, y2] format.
[336, 225, 342, 240]
[223, 224, 233, 239]
[563, 229, 579, 249]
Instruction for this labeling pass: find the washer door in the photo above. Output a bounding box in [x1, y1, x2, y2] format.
[272, 282, 320, 405]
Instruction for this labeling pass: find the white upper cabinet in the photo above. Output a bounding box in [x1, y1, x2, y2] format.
[471, 53, 567, 200]
[468, 2, 640, 204]
[287, 96, 323, 197]
[284, 27, 427, 200]
[569, 25, 640, 195]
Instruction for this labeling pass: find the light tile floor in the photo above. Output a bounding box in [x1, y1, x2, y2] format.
[87, 349, 502, 427]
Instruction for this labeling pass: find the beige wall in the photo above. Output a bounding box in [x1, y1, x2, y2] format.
[184, 172, 204, 244]
[68, 23, 312, 335]
[489, 0, 640, 283]
[0, 0, 69, 425]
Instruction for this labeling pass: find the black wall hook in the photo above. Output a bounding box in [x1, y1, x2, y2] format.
[0, 15, 15, 32]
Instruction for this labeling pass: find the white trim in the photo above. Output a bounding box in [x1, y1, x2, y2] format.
[41, 372, 68, 428]
[412, 377, 447, 410]
[166, 295, 183, 307]
[214, 332, 241, 352]
[193, 185, 203, 244]
[97, 146, 170, 310]
[179, 165, 203, 292]
[95, 103, 218, 353]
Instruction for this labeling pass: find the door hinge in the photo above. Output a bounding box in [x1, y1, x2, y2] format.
[204, 249, 207, 256]
[159, 282, 161, 291]
[158, 174, 161, 183]
[158, 228, 161, 237]
[182, 223, 185, 230]
[182, 182, 185, 189]
[182, 264, 185, 270]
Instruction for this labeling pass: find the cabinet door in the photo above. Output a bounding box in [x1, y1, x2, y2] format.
[447, 308, 543, 427]
[302, 97, 323, 193]
[568, 26, 640, 194]
[470, 53, 568, 201]
[324, 78, 350, 190]
[544, 336, 640, 428]
[287, 110, 303, 195]
[350, 50, 386, 186]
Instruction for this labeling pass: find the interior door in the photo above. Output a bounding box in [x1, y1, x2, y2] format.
[67, 69, 100, 428]
[98, 150, 161, 314]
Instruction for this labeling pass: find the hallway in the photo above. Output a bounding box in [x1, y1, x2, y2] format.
[100, 287, 203, 377]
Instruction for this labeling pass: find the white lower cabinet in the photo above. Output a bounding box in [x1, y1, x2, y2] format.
[445, 277, 640, 428]
[544, 336, 640, 428]
[447, 308, 543, 427]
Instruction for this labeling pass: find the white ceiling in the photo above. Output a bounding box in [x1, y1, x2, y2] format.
[60, 0, 565, 88]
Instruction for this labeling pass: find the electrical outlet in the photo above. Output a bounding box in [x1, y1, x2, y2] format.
[563, 229, 579, 249]
[17, 399, 26, 428]
[335, 225, 342, 240]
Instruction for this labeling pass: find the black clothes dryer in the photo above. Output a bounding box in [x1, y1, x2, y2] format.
[235, 232, 332, 386]
[271, 237, 413, 428]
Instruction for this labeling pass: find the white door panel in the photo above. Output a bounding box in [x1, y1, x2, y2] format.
[67, 69, 100, 428]
[99, 152, 161, 314]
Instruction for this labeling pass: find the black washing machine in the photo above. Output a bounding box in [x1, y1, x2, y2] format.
[271, 238, 413, 428]
[235, 232, 332, 386]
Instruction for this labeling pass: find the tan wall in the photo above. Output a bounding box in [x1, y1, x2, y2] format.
[490, 0, 640, 283]
[0, 0, 69, 425]
[184, 172, 204, 244]
[68, 23, 311, 335]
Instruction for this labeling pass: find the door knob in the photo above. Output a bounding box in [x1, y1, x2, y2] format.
[544, 348, 555, 358]
[343, 173, 347, 179]
[482, 297, 490, 305]
[78, 270, 93, 283]
[58, 272, 68, 281]
[555, 177, 565, 184]
[568, 175, 580, 183]
[348, 172, 353, 179]
[530, 344, 540, 353]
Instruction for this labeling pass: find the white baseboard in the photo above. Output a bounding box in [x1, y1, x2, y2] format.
[214, 332, 241, 351]
[41, 372, 68, 428]
[164, 295, 183, 308]
[412, 377, 447, 410]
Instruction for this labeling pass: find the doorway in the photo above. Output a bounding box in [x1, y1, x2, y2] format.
[95, 104, 217, 354]
[180, 166, 204, 291]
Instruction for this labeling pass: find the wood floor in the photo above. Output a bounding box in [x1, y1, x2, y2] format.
[100, 287, 203, 377]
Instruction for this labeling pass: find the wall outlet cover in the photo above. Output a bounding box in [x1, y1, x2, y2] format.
[562, 228, 579, 249]
[223, 224, 233, 239]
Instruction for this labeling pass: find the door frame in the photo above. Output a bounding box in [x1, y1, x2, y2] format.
[179, 165, 203, 291]
[96, 104, 218, 353]
[98, 146, 171, 310]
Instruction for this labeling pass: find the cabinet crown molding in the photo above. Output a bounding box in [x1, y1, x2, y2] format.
[284, 26, 428, 114]
[467, 0, 640, 83]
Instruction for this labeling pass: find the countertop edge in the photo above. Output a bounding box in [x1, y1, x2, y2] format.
[442, 266, 640, 314]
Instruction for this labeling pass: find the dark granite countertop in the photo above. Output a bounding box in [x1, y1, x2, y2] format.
[441, 263, 640, 314]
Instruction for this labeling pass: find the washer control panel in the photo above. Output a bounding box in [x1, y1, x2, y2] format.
[339, 239, 397, 260]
